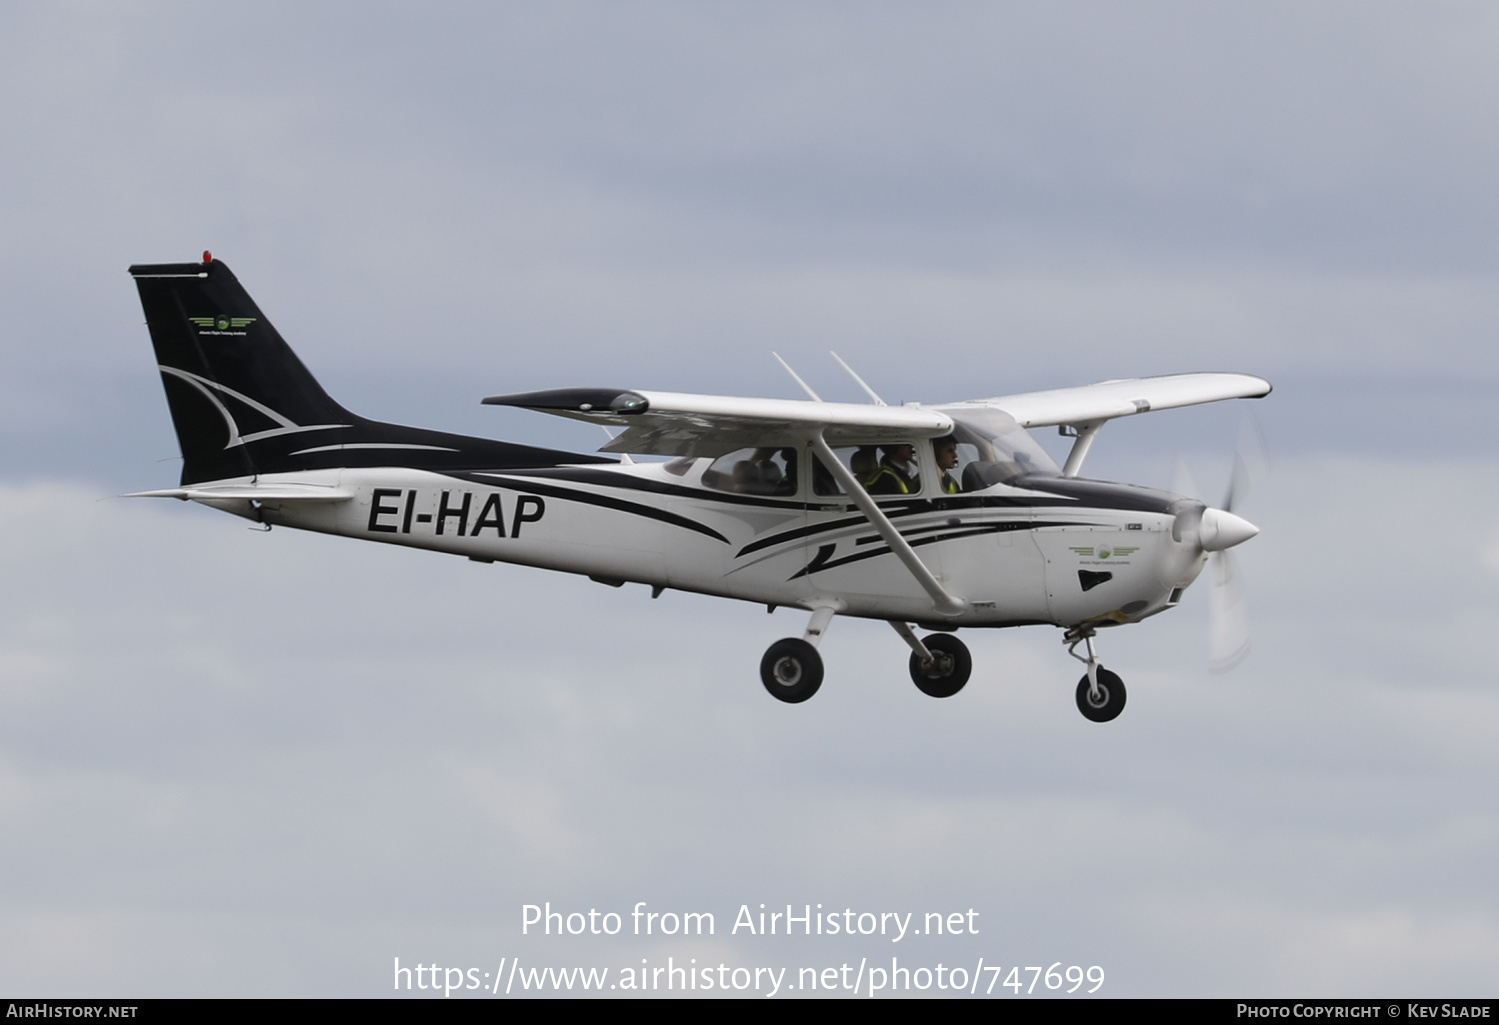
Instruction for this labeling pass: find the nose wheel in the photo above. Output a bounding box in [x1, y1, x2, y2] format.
[1075, 667, 1126, 722]
[1065, 626, 1127, 722]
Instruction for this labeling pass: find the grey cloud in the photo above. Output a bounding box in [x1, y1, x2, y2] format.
[2, 1, 1498, 997]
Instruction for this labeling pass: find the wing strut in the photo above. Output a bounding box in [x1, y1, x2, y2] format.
[829, 351, 887, 405]
[772, 353, 823, 401]
[1061, 420, 1105, 478]
[807, 432, 967, 617]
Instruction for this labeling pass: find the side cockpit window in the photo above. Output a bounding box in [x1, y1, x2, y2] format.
[702, 447, 799, 497]
[937, 405, 1062, 490]
[812, 443, 924, 497]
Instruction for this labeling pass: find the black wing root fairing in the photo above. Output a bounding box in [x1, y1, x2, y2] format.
[129, 259, 609, 485]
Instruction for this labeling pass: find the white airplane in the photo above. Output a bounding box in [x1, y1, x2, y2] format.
[128, 254, 1268, 721]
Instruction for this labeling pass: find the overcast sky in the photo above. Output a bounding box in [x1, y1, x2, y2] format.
[2, 1, 1498, 998]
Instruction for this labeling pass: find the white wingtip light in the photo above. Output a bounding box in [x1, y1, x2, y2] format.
[1198, 508, 1258, 552]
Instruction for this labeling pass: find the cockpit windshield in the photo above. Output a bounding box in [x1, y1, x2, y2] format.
[936, 405, 1061, 489]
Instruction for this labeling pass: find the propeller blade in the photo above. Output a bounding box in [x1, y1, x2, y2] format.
[1208, 549, 1250, 673]
[1222, 452, 1247, 512]
[1224, 413, 1269, 512]
[1199, 413, 1263, 672]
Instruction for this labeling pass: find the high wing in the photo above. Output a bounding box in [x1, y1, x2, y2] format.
[483, 373, 1269, 459]
[954, 371, 1272, 478]
[970, 372, 1271, 429]
[481, 388, 954, 458]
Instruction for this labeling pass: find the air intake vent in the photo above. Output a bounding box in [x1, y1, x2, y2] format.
[1078, 570, 1113, 592]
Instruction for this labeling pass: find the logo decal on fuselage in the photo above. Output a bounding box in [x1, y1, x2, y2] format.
[1069, 544, 1139, 565]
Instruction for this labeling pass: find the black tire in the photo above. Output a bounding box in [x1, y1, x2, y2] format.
[760, 638, 824, 703]
[908, 633, 972, 698]
[1075, 668, 1126, 722]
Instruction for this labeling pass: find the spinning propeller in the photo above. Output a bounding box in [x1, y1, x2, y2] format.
[1172, 426, 1264, 673]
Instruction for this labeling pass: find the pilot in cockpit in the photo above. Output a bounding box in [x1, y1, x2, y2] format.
[933, 435, 961, 494]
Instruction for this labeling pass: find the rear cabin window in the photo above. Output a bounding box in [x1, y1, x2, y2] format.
[701, 447, 799, 497]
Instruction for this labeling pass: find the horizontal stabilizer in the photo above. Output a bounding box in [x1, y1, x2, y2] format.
[124, 483, 354, 502]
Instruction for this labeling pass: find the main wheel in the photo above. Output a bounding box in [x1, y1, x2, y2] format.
[1075, 667, 1126, 722]
[908, 634, 972, 698]
[760, 638, 824, 703]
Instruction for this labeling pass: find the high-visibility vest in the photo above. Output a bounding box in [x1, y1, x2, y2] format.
[864, 462, 915, 495]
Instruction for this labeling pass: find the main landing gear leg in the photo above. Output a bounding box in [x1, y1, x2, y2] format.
[1065, 626, 1127, 722]
[759, 604, 838, 704]
[892, 621, 971, 698]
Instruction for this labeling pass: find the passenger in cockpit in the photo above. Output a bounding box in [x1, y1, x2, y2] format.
[732, 447, 798, 496]
[771, 447, 798, 496]
[865, 444, 919, 495]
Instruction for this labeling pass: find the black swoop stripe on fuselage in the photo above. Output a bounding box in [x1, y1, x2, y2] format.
[438, 468, 1171, 560]
[512, 466, 806, 510]
[455, 472, 731, 544]
[787, 521, 1090, 580]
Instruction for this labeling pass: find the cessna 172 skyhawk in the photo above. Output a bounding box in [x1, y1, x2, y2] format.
[128, 255, 1268, 722]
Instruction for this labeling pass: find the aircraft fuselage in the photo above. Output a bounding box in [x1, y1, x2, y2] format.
[202, 460, 1206, 631]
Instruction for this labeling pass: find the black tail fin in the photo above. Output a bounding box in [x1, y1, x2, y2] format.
[130, 258, 359, 483]
[130, 256, 606, 484]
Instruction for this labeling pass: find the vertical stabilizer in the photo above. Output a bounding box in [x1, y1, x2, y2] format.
[129, 257, 356, 484]
[129, 256, 610, 484]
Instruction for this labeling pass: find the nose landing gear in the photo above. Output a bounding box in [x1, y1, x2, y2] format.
[1065, 626, 1127, 722]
